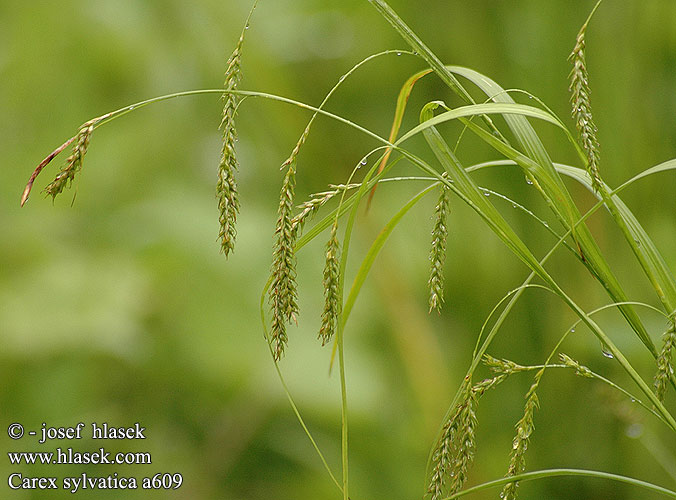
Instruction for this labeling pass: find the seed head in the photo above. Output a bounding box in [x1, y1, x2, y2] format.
[291, 184, 360, 235]
[319, 222, 341, 346]
[483, 354, 526, 375]
[654, 321, 676, 402]
[268, 161, 299, 360]
[216, 23, 249, 258]
[44, 122, 94, 199]
[428, 183, 450, 313]
[569, 16, 602, 191]
[501, 371, 542, 500]
[428, 388, 465, 500]
[559, 353, 594, 378]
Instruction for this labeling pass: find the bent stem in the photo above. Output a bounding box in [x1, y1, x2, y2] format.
[442, 468, 676, 500]
[22, 48, 413, 208]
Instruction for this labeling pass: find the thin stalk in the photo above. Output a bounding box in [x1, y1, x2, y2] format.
[24, 48, 413, 206]
[504, 363, 662, 420]
[442, 468, 676, 499]
[259, 292, 343, 493]
[338, 334, 348, 500]
[483, 298, 667, 423]
[329, 150, 393, 500]
[22, 89, 391, 205]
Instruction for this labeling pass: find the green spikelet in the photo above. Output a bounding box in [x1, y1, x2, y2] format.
[217, 2, 258, 257]
[291, 183, 359, 235]
[501, 370, 543, 500]
[427, 373, 508, 500]
[483, 354, 527, 375]
[428, 183, 450, 313]
[216, 33, 244, 257]
[319, 221, 341, 346]
[428, 390, 464, 500]
[569, 2, 603, 192]
[559, 353, 594, 378]
[447, 386, 477, 495]
[654, 321, 676, 402]
[268, 160, 299, 360]
[44, 122, 94, 199]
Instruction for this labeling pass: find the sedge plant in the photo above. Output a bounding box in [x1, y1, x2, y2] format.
[21, 1, 676, 499]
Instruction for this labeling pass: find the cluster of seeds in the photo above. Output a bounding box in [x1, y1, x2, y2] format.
[44, 121, 95, 200]
[428, 182, 450, 313]
[569, 11, 602, 192]
[654, 320, 676, 402]
[501, 370, 543, 500]
[216, 25, 247, 258]
[428, 367, 510, 500]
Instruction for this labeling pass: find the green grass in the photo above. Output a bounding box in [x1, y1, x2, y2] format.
[22, 1, 676, 499]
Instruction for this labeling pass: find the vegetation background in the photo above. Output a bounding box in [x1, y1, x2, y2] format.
[1, 0, 675, 498]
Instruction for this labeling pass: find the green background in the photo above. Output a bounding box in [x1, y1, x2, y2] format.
[1, 0, 675, 498]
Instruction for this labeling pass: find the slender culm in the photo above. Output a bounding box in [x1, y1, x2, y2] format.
[428, 183, 450, 313]
[501, 371, 543, 500]
[268, 161, 300, 360]
[44, 122, 94, 199]
[319, 221, 341, 346]
[569, 15, 602, 192]
[216, 25, 247, 258]
[654, 321, 676, 402]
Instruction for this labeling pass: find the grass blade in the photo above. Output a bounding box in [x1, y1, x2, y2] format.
[558, 163, 676, 316]
[449, 103, 656, 355]
[368, 68, 433, 206]
[397, 102, 566, 145]
[366, 0, 506, 141]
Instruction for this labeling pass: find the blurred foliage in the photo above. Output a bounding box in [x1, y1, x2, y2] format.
[1, 0, 676, 499]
